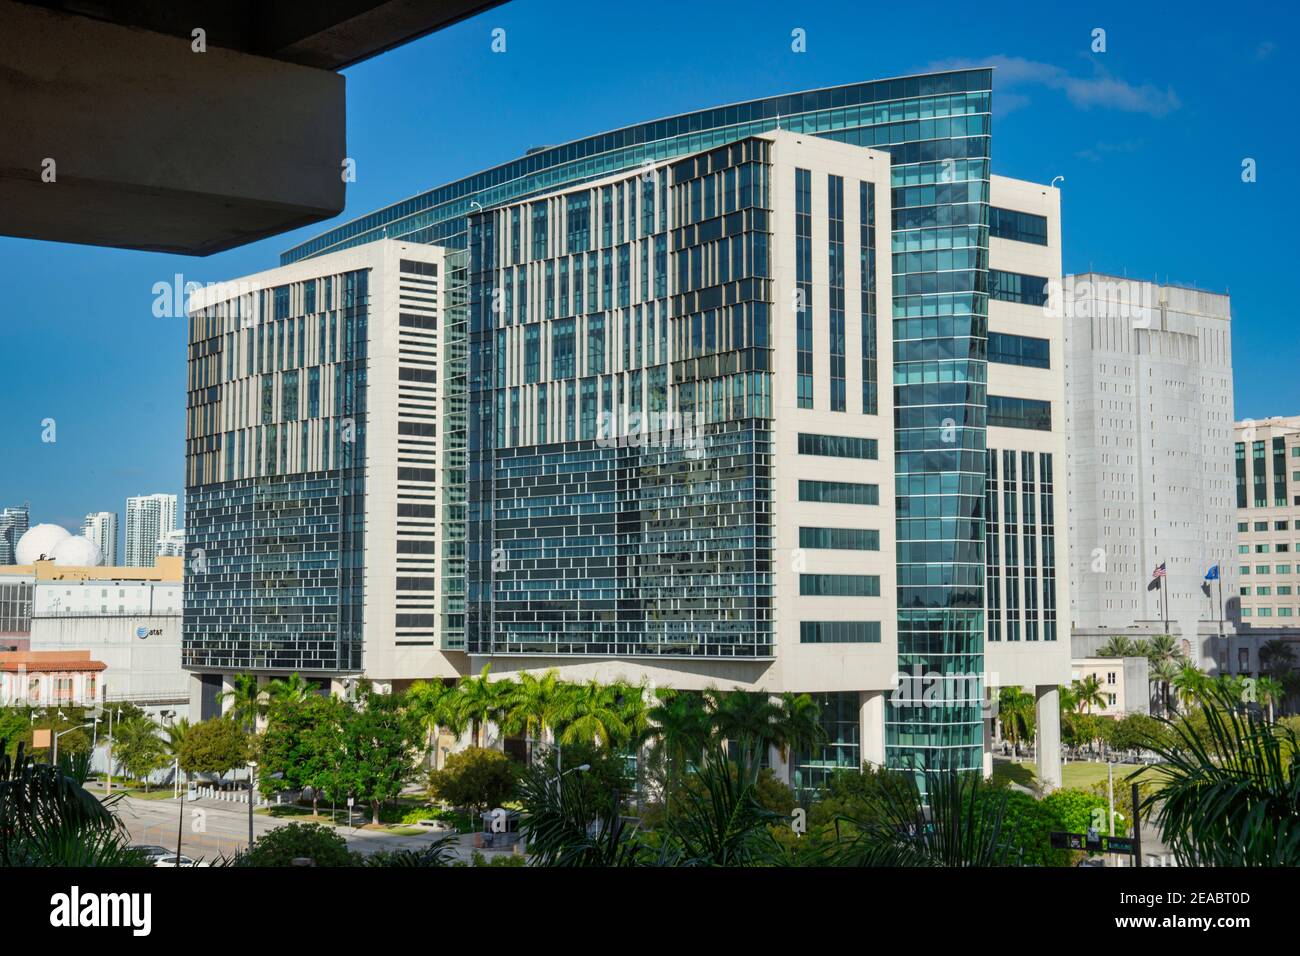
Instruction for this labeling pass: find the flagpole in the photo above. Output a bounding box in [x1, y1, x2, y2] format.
[1216, 565, 1223, 637]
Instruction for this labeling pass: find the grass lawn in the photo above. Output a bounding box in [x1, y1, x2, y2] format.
[993, 760, 1158, 791]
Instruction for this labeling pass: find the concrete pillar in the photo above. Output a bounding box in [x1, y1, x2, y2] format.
[1035, 684, 1062, 790]
[982, 712, 994, 780]
[188, 672, 205, 720]
[220, 673, 235, 717]
[769, 742, 790, 785]
[859, 690, 886, 769]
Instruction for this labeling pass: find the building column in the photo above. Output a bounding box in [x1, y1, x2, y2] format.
[769, 742, 790, 785]
[859, 690, 885, 769]
[982, 693, 995, 780]
[218, 672, 235, 717]
[1035, 684, 1062, 790]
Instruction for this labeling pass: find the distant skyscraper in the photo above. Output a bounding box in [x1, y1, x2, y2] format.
[82, 511, 119, 566]
[1065, 275, 1235, 668]
[157, 527, 185, 559]
[0, 506, 30, 565]
[125, 494, 177, 567]
[1232, 416, 1300, 629]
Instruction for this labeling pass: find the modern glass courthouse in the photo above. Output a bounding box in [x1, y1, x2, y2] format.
[187, 70, 1070, 784]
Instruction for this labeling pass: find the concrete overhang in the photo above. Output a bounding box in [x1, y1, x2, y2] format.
[0, 0, 505, 255]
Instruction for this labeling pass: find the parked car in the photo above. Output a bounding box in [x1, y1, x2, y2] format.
[133, 845, 171, 862]
[154, 854, 207, 867]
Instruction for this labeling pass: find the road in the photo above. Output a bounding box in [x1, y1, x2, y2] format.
[100, 790, 517, 864]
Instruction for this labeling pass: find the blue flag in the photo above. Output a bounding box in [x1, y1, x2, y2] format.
[1204, 565, 1219, 581]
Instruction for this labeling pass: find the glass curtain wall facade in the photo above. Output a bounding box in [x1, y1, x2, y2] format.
[287, 70, 993, 771]
[467, 139, 775, 657]
[184, 271, 370, 672]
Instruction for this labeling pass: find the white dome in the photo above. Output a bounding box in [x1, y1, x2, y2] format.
[51, 535, 103, 567]
[15, 524, 71, 564]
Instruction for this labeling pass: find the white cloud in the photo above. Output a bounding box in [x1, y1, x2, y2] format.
[923, 55, 1180, 118]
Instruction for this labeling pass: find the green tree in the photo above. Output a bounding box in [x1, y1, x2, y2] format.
[177, 718, 250, 777]
[1172, 662, 1206, 712]
[220, 673, 264, 732]
[553, 680, 629, 748]
[265, 672, 314, 705]
[648, 689, 711, 783]
[453, 666, 510, 747]
[500, 670, 564, 761]
[237, 822, 354, 867]
[258, 695, 346, 813]
[406, 679, 458, 769]
[1097, 635, 1138, 658]
[997, 687, 1035, 754]
[1072, 675, 1107, 714]
[774, 693, 825, 771]
[1111, 713, 1167, 753]
[113, 714, 167, 790]
[337, 690, 419, 825]
[1260, 639, 1295, 678]
[709, 690, 780, 754]
[0, 739, 145, 867]
[427, 746, 519, 813]
[1142, 682, 1300, 865]
[1151, 658, 1181, 717]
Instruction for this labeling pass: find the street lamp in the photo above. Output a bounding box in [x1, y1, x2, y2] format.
[52, 722, 94, 767]
[247, 760, 257, 849]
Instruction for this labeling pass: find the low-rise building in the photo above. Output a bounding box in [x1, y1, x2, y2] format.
[1, 557, 186, 717]
[0, 650, 106, 708]
[1069, 655, 1150, 717]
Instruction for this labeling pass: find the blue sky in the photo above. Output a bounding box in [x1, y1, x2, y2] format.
[1, 0, 1294, 543]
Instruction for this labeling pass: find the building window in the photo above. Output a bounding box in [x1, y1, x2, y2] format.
[799, 527, 880, 551]
[798, 480, 879, 505]
[799, 574, 881, 597]
[987, 395, 1051, 431]
[989, 206, 1048, 245]
[989, 269, 1050, 307]
[797, 433, 878, 460]
[988, 331, 1049, 369]
[800, 621, 881, 643]
[795, 168, 813, 408]
[827, 174, 846, 412]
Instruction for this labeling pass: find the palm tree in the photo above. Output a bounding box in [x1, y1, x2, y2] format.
[836, 769, 1014, 867]
[1145, 634, 1179, 665]
[1256, 676, 1284, 723]
[1097, 635, 1137, 658]
[0, 740, 142, 866]
[265, 672, 313, 705]
[709, 690, 781, 756]
[552, 680, 629, 748]
[162, 717, 191, 794]
[611, 680, 652, 749]
[454, 666, 509, 747]
[1151, 659, 1181, 717]
[220, 673, 264, 732]
[1141, 682, 1300, 865]
[773, 692, 825, 778]
[997, 687, 1035, 756]
[1172, 662, 1206, 712]
[1260, 639, 1296, 678]
[501, 670, 564, 762]
[648, 689, 712, 781]
[1072, 675, 1107, 715]
[406, 680, 454, 767]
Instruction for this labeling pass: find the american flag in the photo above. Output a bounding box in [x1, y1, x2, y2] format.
[1152, 562, 1167, 578]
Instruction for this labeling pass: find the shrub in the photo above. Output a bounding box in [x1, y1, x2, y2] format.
[428, 747, 518, 812]
[1041, 787, 1109, 836]
[984, 789, 1068, 866]
[238, 822, 354, 867]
